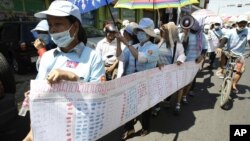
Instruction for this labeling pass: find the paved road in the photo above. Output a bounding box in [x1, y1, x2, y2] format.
[14, 55, 250, 141]
[96, 57, 250, 141]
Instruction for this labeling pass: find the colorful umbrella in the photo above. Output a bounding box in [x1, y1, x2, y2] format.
[68, 0, 114, 13]
[114, 0, 199, 9]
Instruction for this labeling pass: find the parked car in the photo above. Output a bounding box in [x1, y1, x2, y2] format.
[0, 52, 18, 140]
[0, 21, 39, 74]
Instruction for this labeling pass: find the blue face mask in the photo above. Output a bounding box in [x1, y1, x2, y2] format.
[137, 31, 148, 43]
[50, 25, 75, 48]
[38, 34, 50, 45]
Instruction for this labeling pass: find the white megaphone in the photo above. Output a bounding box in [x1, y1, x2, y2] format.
[180, 15, 200, 31]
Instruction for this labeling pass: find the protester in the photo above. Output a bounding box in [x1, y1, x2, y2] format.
[23, 1, 105, 141]
[117, 17, 159, 139]
[116, 22, 139, 77]
[209, 22, 223, 68]
[216, 15, 250, 93]
[31, 19, 56, 57]
[155, 22, 186, 115]
[179, 16, 208, 101]
[31, 19, 56, 70]
[96, 24, 119, 80]
[204, 23, 222, 69]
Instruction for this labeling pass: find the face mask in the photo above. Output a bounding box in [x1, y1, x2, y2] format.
[137, 31, 148, 43]
[38, 34, 50, 45]
[204, 29, 208, 34]
[236, 26, 245, 32]
[50, 25, 75, 48]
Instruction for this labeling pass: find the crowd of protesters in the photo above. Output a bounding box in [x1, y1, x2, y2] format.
[21, 1, 250, 141]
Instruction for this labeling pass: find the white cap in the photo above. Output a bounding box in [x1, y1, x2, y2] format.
[134, 18, 156, 37]
[237, 15, 248, 23]
[34, 1, 82, 23]
[31, 20, 49, 32]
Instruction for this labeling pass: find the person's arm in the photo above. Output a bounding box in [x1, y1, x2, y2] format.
[215, 37, 228, 56]
[117, 35, 139, 60]
[116, 34, 123, 57]
[127, 44, 139, 60]
[176, 43, 186, 65]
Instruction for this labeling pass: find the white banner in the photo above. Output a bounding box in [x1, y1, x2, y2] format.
[29, 61, 200, 141]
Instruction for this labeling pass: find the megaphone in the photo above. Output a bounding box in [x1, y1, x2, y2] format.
[180, 15, 194, 29]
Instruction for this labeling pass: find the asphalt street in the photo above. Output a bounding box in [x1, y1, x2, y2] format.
[97, 55, 250, 141]
[13, 51, 250, 141]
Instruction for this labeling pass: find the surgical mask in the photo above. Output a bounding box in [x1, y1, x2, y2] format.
[137, 31, 148, 43]
[204, 29, 209, 34]
[236, 26, 245, 32]
[38, 34, 50, 45]
[50, 25, 75, 48]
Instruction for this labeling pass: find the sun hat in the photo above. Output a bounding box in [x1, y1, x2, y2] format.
[237, 15, 248, 23]
[124, 22, 138, 35]
[34, 1, 82, 23]
[31, 20, 48, 32]
[134, 18, 156, 37]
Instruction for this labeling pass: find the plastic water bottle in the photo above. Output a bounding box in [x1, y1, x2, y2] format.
[18, 97, 29, 117]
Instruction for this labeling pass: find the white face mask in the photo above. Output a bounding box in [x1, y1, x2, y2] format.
[50, 25, 75, 48]
[38, 34, 50, 45]
[236, 26, 245, 32]
[137, 31, 149, 43]
[204, 29, 209, 34]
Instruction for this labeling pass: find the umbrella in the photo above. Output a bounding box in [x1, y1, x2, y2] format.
[114, 0, 199, 9]
[191, 9, 217, 26]
[191, 9, 217, 17]
[114, 0, 198, 27]
[204, 16, 223, 25]
[68, 0, 114, 13]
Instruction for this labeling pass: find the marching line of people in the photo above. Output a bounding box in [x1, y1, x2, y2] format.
[21, 1, 250, 141]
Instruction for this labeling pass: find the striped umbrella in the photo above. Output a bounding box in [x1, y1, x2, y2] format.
[114, 0, 199, 9]
[68, 0, 114, 13]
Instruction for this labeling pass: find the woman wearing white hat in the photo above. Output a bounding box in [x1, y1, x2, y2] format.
[117, 17, 159, 139]
[23, 1, 105, 141]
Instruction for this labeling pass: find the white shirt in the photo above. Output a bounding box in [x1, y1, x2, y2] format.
[96, 38, 117, 66]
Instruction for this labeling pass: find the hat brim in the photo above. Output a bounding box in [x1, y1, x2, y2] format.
[31, 27, 48, 32]
[34, 9, 71, 19]
[134, 27, 156, 37]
